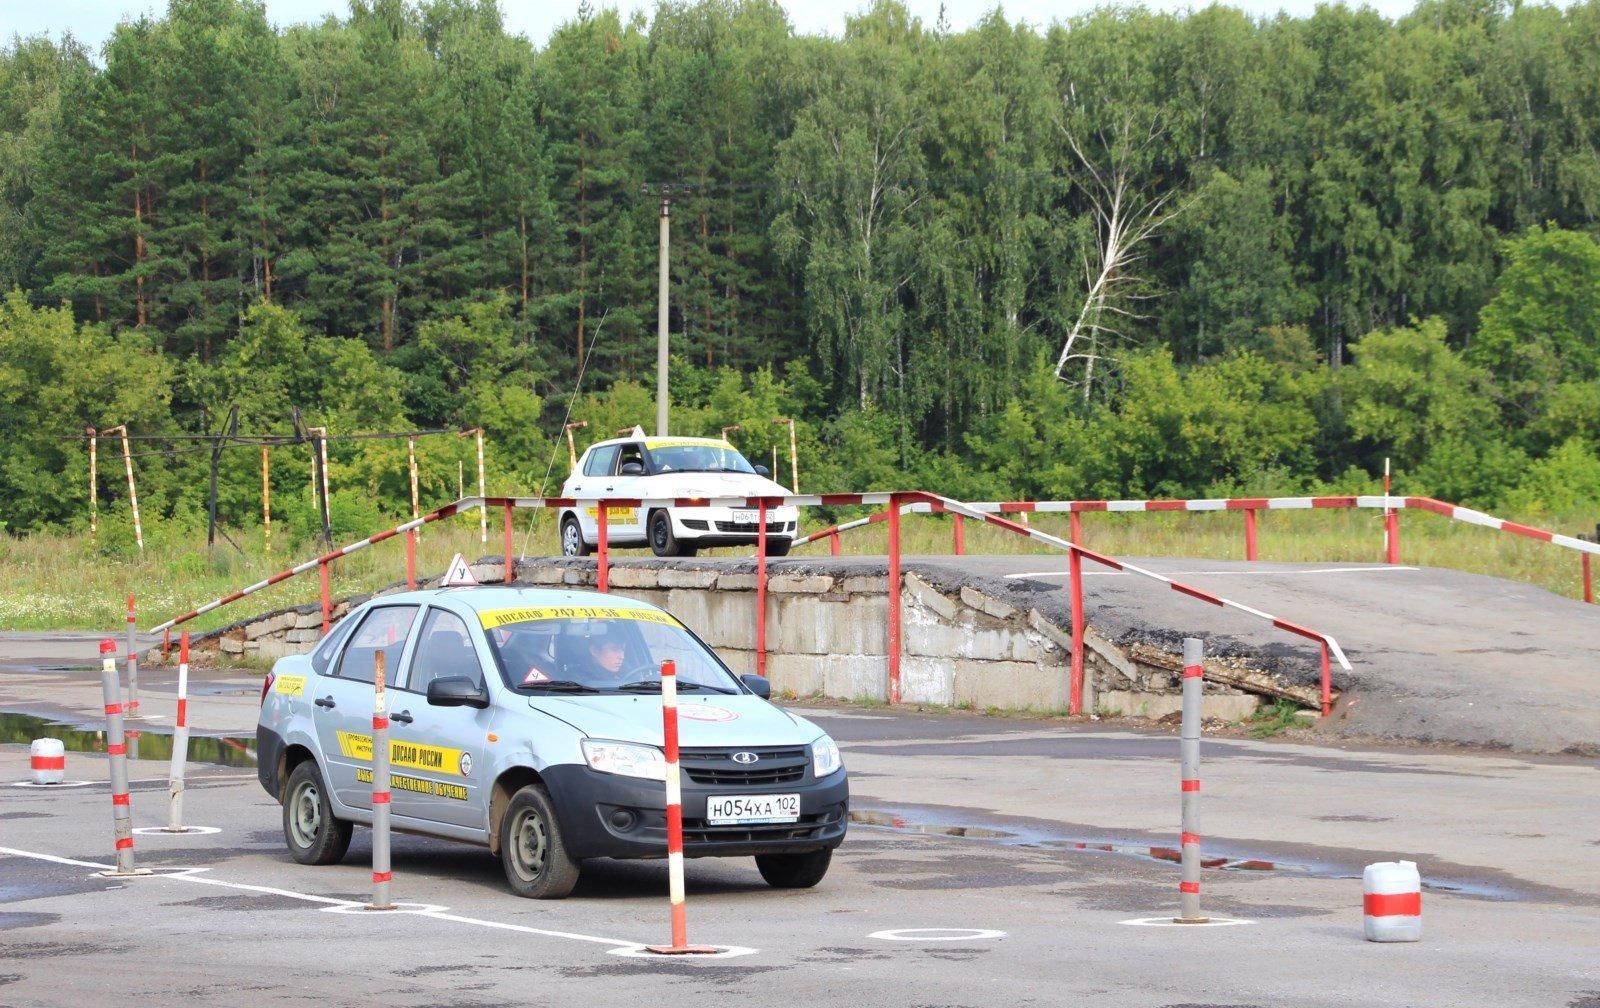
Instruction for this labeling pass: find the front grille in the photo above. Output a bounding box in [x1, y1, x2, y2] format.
[713, 520, 789, 534]
[682, 816, 827, 844]
[680, 746, 807, 787]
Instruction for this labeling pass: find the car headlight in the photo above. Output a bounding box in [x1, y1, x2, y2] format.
[581, 739, 666, 781]
[812, 735, 842, 778]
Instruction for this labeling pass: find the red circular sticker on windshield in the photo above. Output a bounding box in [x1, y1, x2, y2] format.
[676, 704, 738, 723]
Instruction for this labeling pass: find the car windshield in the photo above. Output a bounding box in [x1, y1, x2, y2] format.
[646, 441, 756, 475]
[478, 605, 743, 694]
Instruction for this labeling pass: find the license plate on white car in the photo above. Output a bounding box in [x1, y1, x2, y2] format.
[730, 509, 757, 524]
[706, 793, 800, 825]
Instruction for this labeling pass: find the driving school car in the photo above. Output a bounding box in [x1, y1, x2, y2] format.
[559, 430, 799, 557]
[256, 586, 848, 899]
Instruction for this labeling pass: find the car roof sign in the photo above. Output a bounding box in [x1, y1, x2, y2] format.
[442, 553, 478, 587]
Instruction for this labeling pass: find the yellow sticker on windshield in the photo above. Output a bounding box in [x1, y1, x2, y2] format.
[644, 438, 733, 450]
[477, 605, 681, 630]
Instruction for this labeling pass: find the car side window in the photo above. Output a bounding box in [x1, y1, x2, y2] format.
[408, 608, 485, 695]
[335, 606, 419, 684]
[584, 445, 618, 477]
[310, 614, 358, 676]
[616, 442, 646, 475]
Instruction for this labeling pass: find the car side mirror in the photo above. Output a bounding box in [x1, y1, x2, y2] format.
[426, 675, 490, 709]
[753, 464, 770, 478]
[740, 674, 772, 700]
[620, 460, 645, 476]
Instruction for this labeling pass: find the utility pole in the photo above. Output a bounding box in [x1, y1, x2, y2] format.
[657, 195, 671, 436]
[206, 405, 239, 551]
[772, 417, 798, 492]
[564, 421, 588, 469]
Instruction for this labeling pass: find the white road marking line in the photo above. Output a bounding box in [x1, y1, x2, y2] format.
[0, 846, 759, 959]
[869, 928, 1006, 942]
[1005, 565, 1420, 580]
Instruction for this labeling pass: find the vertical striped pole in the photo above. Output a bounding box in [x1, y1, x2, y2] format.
[475, 429, 488, 544]
[1383, 458, 1400, 565]
[1068, 547, 1085, 716]
[368, 650, 395, 910]
[99, 640, 139, 875]
[756, 499, 768, 678]
[164, 632, 192, 831]
[319, 561, 331, 635]
[407, 436, 420, 541]
[125, 594, 140, 718]
[886, 494, 902, 704]
[645, 660, 716, 955]
[1176, 636, 1207, 923]
[262, 445, 272, 554]
[88, 427, 97, 539]
[597, 504, 610, 593]
[503, 502, 514, 584]
[118, 425, 143, 552]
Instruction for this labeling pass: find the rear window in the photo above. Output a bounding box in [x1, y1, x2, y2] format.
[477, 605, 741, 695]
[583, 444, 619, 476]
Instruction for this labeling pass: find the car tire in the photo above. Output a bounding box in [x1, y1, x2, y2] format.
[282, 760, 353, 866]
[499, 784, 581, 899]
[755, 848, 831, 889]
[560, 514, 592, 557]
[648, 510, 695, 558]
[765, 537, 792, 557]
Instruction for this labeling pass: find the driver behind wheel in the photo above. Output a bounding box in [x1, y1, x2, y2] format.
[577, 625, 629, 685]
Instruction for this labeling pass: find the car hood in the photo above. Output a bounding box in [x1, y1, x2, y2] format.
[528, 694, 821, 747]
[643, 472, 793, 499]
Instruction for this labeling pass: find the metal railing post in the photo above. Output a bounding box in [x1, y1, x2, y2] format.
[887, 494, 902, 704]
[1176, 637, 1207, 923]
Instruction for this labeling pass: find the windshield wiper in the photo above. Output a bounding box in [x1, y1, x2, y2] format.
[614, 680, 732, 694]
[522, 679, 600, 693]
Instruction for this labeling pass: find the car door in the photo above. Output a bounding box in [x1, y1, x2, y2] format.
[605, 441, 648, 540]
[573, 443, 620, 542]
[311, 604, 420, 813]
[390, 604, 495, 830]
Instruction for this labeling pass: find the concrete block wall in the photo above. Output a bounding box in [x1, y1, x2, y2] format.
[179, 556, 1262, 719]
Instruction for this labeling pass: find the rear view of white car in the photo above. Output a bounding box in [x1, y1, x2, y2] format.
[559, 430, 799, 557]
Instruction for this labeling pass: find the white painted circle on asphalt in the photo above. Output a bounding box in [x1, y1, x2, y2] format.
[869, 928, 1007, 942]
[321, 902, 450, 916]
[132, 826, 222, 836]
[607, 944, 759, 960]
[1118, 916, 1253, 927]
[11, 780, 95, 788]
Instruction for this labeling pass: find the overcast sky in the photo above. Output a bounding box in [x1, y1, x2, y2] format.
[5, 0, 1423, 54]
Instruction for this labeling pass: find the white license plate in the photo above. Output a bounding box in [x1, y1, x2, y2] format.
[706, 793, 800, 825]
[730, 509, 758, 524]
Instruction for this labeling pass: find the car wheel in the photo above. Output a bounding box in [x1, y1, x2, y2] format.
[764, 537, 792, 557]
[648, 510, 691, 558]
[499, 784, 581, 899]
[755, 848, 831, 889]
[560, 514, 592, 557]
[282, 760, 353, 866]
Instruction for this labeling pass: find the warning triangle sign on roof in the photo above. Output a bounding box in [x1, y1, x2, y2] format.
[442, 553, 478, 587]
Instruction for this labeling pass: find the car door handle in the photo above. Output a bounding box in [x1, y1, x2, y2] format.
[314, 695, 336, 709]
[391, 710, 414, 724]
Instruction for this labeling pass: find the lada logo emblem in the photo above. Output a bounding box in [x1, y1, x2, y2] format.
[731, 751, 759, 765]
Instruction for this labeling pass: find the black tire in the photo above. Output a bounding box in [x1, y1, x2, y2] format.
[498, 784, 581, 899]
[648, 510, 695, 557]
[765, 537, 792, 557]
[755, 848, 832, 889]
[560, 514, 592, 557]
[282, 760, 353, 866]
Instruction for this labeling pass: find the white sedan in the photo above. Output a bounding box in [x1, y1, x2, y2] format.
[559, 431, 799, 557]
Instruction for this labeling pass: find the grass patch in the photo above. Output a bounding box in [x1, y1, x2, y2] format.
[1246, 699, 1305, 738]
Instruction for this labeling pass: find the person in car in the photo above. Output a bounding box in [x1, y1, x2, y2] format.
[571, 626, 629, 685]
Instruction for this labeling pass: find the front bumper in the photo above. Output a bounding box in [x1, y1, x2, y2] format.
[542, 763, 849, 860]
[668, 505, 799, 543]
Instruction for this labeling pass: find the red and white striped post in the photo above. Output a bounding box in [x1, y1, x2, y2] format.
[125, 594, 140, 717]
[368, 651, 395, 910]
[1244, 508, 1259, 561]
[597, 504, 610, 593]
[98, 639, 140, 875]
[164, 631, 192, 832]
[1067, 545, 1085, 716]
[886, 494, 903, 704]
[318, 560, 331, 635]
[756, 498, 769, 678]
[1175, 637, 1207, 923]
[29, 739, 64, 784]
[1383, 459, 1401, 565]
[645, 660, 716, 955]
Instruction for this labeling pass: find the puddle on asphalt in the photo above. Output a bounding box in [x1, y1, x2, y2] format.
[849, 806, 1521, 900]
[0, 711, 256, 767]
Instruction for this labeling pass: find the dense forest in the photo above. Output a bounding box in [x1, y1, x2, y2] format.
[3, 0, 1599, 542]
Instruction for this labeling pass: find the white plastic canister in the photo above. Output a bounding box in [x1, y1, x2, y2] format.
[30, 738, 66, 785]
[1363, 860, 1422, 942]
